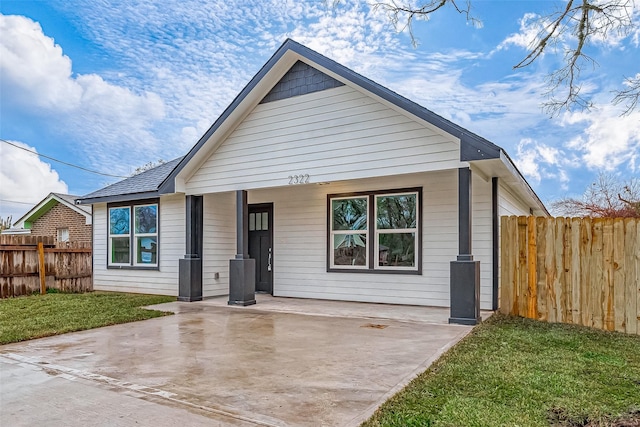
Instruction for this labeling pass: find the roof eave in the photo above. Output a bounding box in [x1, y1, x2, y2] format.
[498, 150, 550, 216]
[13, 193, 91, 227]
[76, 191, 162, 205]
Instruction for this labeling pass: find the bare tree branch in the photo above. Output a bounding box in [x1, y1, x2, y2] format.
[371, 0, 477, 47]
[361, 0, 638, 115]
[0, 215, 12, 231]
[511, 0, 635, 116]
[551, 173, 640, 217]
[612, 73, 640, 115]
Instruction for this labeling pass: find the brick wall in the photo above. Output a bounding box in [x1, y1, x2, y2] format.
[30, 203, 92, 243]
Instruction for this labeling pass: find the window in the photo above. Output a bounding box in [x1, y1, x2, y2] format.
[57, 228, 69, 242]
[328, 188, 421, 273]
[108, 200, 158, 268]
[330, 196, 368, 268]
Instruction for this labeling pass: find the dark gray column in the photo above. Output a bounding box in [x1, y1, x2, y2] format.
[235, 190, 250, 260]
[458, 167, 473, 261]
[178, 195, 203, 302]
[229, 190, 256, 306]
[449, 167, 481, 325]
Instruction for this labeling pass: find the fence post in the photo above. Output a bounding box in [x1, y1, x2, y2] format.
[37, 242, 46, 295]
[527, 216, 537, 319]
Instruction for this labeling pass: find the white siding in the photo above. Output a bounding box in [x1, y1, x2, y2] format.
[202, 192, 236, 297]
[92, 194, 185, 295]
[498, 182, 530, 216]
[472, 174, 494, 310]
[185, 85, 462, 194]
[225, 169, 494, 308]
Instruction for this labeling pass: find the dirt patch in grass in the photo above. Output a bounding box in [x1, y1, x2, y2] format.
[549, 408, 640, 426]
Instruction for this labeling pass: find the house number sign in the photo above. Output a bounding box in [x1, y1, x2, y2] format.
[288, 174, 310, 185]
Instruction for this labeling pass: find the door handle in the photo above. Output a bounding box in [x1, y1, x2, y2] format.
[268, 248, 272, 271]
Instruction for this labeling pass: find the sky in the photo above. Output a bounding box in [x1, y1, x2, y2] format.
[1, 0, 639, 221]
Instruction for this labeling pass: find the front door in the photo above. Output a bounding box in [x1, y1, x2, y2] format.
[248, 203, 273, 294]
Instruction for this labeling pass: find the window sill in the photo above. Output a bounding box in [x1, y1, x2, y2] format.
[327, 267, 422, 275]
[107, 265, 159, 271]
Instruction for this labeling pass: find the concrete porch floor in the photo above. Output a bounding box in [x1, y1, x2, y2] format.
[181, 293, 493, 324]
[0, 295, 491, 427]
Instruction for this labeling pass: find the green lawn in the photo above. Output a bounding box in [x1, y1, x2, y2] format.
[0, 292, 175, 345]
[364, 314, 640, 427]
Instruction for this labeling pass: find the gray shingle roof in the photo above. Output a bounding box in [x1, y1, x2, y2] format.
[77, 157, 183, 204]
[53, 193, 92, 214]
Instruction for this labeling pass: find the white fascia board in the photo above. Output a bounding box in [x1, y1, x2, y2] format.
[469, 156, 548, 216]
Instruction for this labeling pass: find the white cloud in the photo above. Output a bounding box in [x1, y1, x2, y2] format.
[498, 13, 548, 51]
[286, 2, 398, 72]
[0, 15, 81, 112]
[0, 14, 166, 173]
[512, 138, 575, 192]
[563, 106, 640, 171]
[589, 0, 640, 48]
[42, 0, 405, 153]
[498, 5, 640, 53]
[0, 141, 68, 222]
[514, 138, 559, 183]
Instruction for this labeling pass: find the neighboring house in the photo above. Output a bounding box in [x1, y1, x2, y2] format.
[77, 39, 548, 323]
[2, 193, 92, 243]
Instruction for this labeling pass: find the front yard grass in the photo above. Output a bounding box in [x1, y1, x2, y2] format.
[364, 314, 640, 427]
[0, 292, 175, 345]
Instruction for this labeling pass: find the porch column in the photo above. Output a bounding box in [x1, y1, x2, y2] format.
[228, 190, 256, 306]
[178, 195, 203, 302]
[449, 167, 481, 325]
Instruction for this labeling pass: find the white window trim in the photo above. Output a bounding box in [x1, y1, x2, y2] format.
[329, 190, 420, 272]
[107, 201, 159, 269]
[108, 206, 131, 267]
[329, 195, 369, 270]
[133, 204, 158, 267]
[374, 192, 419, 271]
[57, 228, 69, 242]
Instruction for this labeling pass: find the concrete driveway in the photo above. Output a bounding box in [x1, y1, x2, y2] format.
[0, 296, 481, 427]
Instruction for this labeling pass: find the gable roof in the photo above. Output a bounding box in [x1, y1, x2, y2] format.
[12, 192, 92, 229]
[77, 157, 183, 205]
[159, 39, 505, 196]
[77, 39, 547, 215]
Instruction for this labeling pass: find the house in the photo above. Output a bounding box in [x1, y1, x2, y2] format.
[3, 193, 92, 243]
[77, 39, 548, 324]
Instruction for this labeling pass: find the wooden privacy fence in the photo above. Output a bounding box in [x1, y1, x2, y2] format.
[0, 235, 92, 298]
[500, 216, 640, 335]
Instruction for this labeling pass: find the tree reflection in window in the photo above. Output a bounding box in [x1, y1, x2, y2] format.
[376, 194, 416, 229]
[377, 194, 417, 267]
[329, 190, 420, 271]
[109, 208, 130, 235]
[332, 197, 368, 266]
[135, 205, 157, 233]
